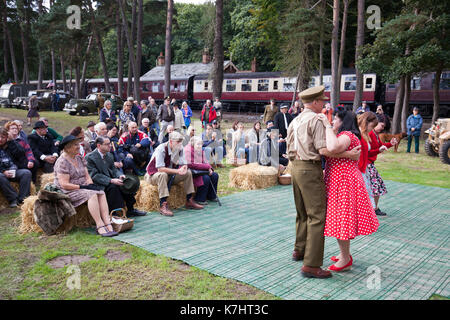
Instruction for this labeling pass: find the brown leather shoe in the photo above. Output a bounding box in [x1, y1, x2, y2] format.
[292, 250, 304, 261]
[216, 163, 224, 168]
[301, 266, 332, 279]
[159, 202, 174, 217]
[185, 198, 204, 210]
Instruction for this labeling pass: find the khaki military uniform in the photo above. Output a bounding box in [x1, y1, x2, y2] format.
[262, 105, 278, 124]
[286, 86, 329, 268]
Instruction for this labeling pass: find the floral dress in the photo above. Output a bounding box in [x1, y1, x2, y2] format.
[324, 131, 379, 240]
[54, 155, 104, 207]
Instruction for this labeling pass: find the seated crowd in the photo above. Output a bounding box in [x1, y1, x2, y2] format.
[3, 97, 387, 237]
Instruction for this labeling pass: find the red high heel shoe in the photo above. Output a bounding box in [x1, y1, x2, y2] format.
[330, 255, 352, 262]
[328, 256, 353, 272]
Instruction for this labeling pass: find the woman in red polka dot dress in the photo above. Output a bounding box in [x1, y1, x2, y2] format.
[323, 107, 379, 272]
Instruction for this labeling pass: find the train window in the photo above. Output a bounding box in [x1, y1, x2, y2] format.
[258, 79, 269, 91]
[309, 78, 316, 87]
[440, 72, 450, 90]
[344, 76, 357, 90]
[92, 87, 98, 93]
[180, 82, 186, 92]
[241, 80, 252, 91]
[204, 81, 209, 91]
[387, 83, 396, 90]
[365, 78, 373, 89]
[283, 83, 294, 91]
[142, 83, 149, 92]
[323, 76, 331, 91]
[226, 80, 236, 92]
[152, 82, 159, 92]
[174, 83, 178, 91]
[273, 81, 278, 90]
[411, 77, 421, 90]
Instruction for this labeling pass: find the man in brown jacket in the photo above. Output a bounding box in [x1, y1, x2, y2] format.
[262, 98, 278, 125]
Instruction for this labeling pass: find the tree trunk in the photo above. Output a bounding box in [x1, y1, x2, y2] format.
[130, 0, 137, 99]
[337, 0, 349, 103]
[69, 65, 73, 95]
[19, 27, 29, 84]
[3, 25, 8, 77]
[60, 54, 67, 92]
[134, 0, 143, 101]
[118, 0, 137, 99]
[89, 2, 111, 93]
[353, 0, 365, 110]
[51, 50, 57, 89]
[117, 11, 124, 98]
[319, 0, 326, 85]
[392, 76, 405, 134]
[432, 67, 442, 124]
[401, 74, 411, 133]
[37, 0, 43, 89]
[80, 36, 93, 96]
[2, 0, 19, 83]
[212, 0, 224, 100]
[164, 0, 174, 97]
[292, 67, 302, 106]
[75, 60, 81, 99]
[330, 0, 340, 108]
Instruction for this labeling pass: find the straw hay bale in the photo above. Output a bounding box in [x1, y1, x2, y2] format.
[18, 195, 43, 234]
[39, 173, 55, 188]
[0, 182, 36, 210]
[18, 196, 94, 235]
[135, 179, 186, 212]
[229, 163, 279, 190]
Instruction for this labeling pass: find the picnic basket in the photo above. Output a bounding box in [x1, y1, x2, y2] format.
[109, 208, 134, 233]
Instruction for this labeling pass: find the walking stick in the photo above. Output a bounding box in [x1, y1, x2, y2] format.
[209, 178, 221, 206]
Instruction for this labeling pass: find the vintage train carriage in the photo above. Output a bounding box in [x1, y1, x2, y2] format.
[383, 71, 450, 118]
[192, 69, 378, 112]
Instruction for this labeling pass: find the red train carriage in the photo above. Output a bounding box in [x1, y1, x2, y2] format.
[192, 69, 377, 112]
[383, 71, 450, 118]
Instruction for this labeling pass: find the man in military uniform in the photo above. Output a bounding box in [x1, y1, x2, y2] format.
[262, 98, 278, 125]
[286, 86, 360, 279]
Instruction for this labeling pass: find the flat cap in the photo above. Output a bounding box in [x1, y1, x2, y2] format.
[33, 121, 47, 129]
[299, 85, 329, 103]
[169, 131, 184, 142]
[87, 121, 96, 128]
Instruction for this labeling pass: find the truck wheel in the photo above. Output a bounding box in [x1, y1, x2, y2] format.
[79, 107, 89, 116]
[69, 111, 77, 116]
[439, 140, 450, 165]
[424, 139, 438, 157]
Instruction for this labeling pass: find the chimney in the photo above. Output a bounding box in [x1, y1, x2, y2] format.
[202, 48, 211, 64]
[157, 52, 165, 66]
[251, 57, 257, 72]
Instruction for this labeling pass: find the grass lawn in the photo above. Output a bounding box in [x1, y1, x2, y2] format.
[0, 108, 448, 300]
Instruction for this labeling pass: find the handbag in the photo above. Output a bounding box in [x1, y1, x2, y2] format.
[190, 169, 210, 176]
[109, 208, 134, 233]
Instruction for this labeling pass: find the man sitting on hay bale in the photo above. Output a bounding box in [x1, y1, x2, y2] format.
[0, 128, 32, 207]
[28, 121, 59, 174]
[145, 131, 204, 217]
[86, 136, 148, 217]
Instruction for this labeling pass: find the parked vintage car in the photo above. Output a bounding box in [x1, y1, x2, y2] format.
[11, 89, 50, 109]
[63, 93, 123, 116]
[0, 83, 35, 108]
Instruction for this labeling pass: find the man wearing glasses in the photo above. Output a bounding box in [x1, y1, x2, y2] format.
[86, 136, 147, 217]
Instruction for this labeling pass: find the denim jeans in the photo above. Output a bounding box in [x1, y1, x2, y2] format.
[407, 135, 420, 153]
[204, 146, 223, 164]
[0, 169, 32, 203]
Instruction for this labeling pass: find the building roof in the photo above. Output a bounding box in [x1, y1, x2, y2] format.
[141, 61, 233, 81]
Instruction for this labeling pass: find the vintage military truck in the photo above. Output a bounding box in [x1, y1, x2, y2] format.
[424, 118, 450, 164]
